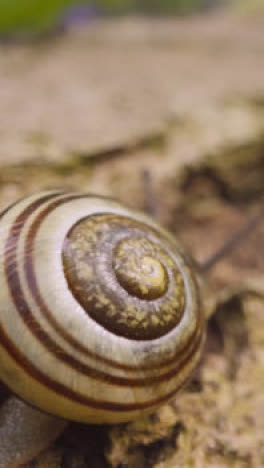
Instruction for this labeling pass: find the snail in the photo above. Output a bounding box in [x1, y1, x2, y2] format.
[0, 190, 205, 466]
[0, 189, 262, 467]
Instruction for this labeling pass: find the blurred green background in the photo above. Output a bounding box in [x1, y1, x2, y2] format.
[0, 0, 218, 37]
[0, 0, 261, 37]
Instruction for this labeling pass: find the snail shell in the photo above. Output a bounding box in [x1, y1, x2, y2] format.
[0, 191, 205, 424]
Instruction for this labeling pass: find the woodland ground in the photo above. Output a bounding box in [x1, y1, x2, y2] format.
[0, 11, 264, 468]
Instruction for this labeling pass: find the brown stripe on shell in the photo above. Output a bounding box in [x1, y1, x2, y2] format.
[24, 211, 203, 386]
[0, 191, 205, 409]
[0, 319, 203, 412]
[0, 200, 20, 221]
[0, 190, 204, 398]
[25, 194, 203, 372]
[4, 193, 203, 386]
[0, 192, 64, 221]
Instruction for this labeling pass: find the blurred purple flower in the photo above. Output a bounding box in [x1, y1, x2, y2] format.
[60, 4, 102, 30]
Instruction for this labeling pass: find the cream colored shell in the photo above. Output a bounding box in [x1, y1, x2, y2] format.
[0, 191, 205, 423]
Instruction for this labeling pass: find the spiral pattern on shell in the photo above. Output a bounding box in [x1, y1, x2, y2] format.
[0, 191, 205, 423]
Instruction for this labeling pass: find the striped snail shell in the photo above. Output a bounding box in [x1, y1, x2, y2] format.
[0, 191, 205, 424]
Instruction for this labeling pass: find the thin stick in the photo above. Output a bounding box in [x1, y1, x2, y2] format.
[199, 205, 264, 273]
[142, 169, 158, 218]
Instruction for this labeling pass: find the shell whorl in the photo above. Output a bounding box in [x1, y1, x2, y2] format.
[63, 213, 186, 340]
[0, 192, 205, 423]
